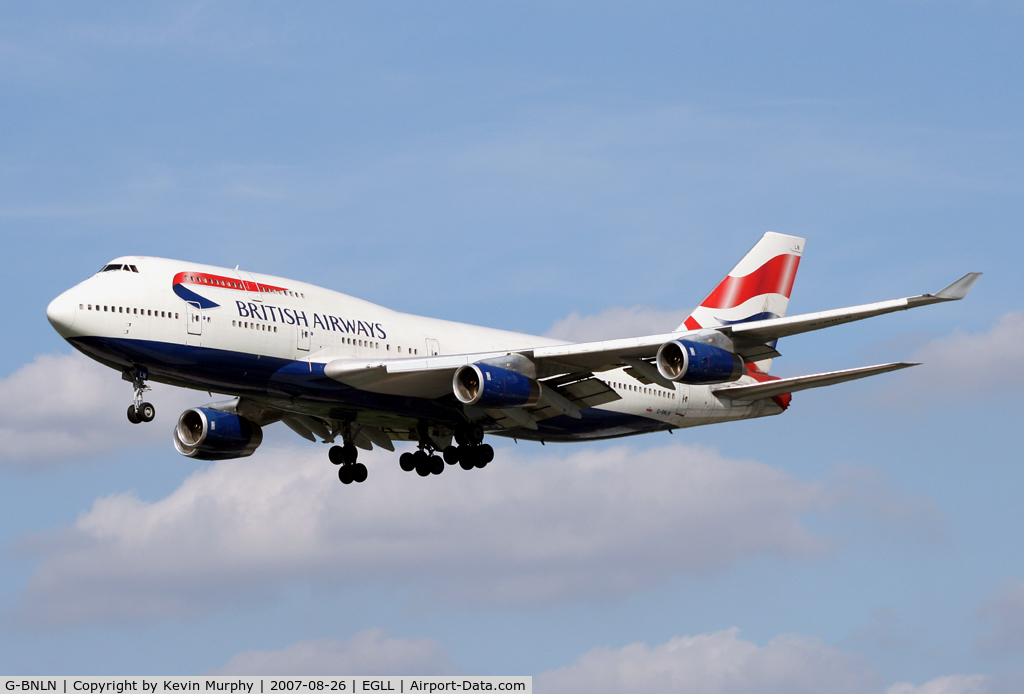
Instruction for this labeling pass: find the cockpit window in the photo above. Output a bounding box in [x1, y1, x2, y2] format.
[98, 263, 140, 273]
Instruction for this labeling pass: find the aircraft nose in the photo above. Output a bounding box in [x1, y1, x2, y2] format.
[46, 290, 78, 336]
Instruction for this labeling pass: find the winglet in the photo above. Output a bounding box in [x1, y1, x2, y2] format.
[933, 272, 982, 301]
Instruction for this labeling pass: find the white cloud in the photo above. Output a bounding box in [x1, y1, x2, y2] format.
[535, 628, 882, 694]
[0, 352, 207, 467]
[536, 629, 992, 694]
[545, 305, 689, 342]
[209, 629, 456, 676]
[976, 578, 1024, 655]
[893, 313, 1024, 403]
[11, 442, 835, 626]
[886, 675, 990, 694]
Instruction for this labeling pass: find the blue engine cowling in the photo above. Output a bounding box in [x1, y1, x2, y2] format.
[655, 340, 744, 384]
[453, 363, 541, 408]
[173, 407, 264, 460]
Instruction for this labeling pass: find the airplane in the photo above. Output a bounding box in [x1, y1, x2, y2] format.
[45, 232, 979, 485]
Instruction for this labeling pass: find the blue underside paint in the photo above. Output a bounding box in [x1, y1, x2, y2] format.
[70, 336, 663, 441]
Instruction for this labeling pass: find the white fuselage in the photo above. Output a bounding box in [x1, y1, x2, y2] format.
[47, 256, 783, 442]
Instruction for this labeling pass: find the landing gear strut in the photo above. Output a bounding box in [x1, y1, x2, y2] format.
[126, 368, 155, 424]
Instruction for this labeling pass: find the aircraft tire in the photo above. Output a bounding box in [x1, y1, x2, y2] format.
[467, 423, 484, 446]
[479, 444, 494, 464]
[338, 465, 354, 484]
[126, 405, 141, 424]
[352, 463, 368, 483]
[341, 443, 358, 465]
[138, 402, 155, 422]
[414, 451, 431, 477]
[329, 446, 345, 465]
[399, 452, 416, 472]
[430, 455, 444, 475]
[442, 446, 459, 464]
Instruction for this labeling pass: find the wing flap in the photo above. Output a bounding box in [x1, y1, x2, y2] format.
[713, 362, 918, 402]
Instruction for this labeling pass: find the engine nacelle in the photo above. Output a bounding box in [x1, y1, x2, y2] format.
[656, 340, 744, 384]
[453, 363, 541, 408]
[173, 407, 263, 460]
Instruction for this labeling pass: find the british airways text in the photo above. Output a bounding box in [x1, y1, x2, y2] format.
[235, 301, 386, 339]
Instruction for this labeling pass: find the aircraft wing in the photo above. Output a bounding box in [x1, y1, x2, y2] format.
[321, 272, 979, 406]
[720, 272, 982, 349]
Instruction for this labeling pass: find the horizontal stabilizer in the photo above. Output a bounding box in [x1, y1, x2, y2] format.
[714, 362, 918, 402]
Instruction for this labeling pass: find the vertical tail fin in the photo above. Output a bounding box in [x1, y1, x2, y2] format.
[677, 232, 805, 372]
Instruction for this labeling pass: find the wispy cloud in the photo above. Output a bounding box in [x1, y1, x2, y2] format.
[10, 442, 833, 627]
[884, 312, 1024, 406]
[976, 577, 1024, 655]
[545, 305, 689, 342]
[209, 629, 456, 676]
[0, 352, 207, 467]
[536, 627, 989, 694]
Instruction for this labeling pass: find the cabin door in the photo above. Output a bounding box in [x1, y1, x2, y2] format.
[425, 338, 440, 356]
[186, 302, 202, 336]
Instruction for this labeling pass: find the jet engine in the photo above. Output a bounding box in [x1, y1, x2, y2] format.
[656, 340, 744, 385]
[453, 363, 541, 408]
[172, 407, 264, 460]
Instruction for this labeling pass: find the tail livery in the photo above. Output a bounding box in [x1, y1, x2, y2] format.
[679, 232, 804, 332]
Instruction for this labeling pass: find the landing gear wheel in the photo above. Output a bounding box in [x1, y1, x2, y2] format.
[479, 444, 494, 464]
[442, 446, 460, 464]
[467, 423, 484, 446]
[399, 452, 416, 472]
[126, 405, 141, 424]
[138, 402, 155, 422]
[414, 451, 431, 477]
[341, 443, 358, 465]
[352, 463, 368, 483]
[459, 446, 477, 470]
[329, 446, 345, 465]
[338, 465, 354, 484]
[430, 455, 444, 475]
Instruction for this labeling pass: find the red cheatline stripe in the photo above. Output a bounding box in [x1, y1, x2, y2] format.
[699, 253, 801, 310]
[172, 271, 288, 294]
[683, 316, 701, 330]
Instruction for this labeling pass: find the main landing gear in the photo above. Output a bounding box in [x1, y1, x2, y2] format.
[126, 369, 155, 424]
[329, 441, 368, 485]
[397, 423, 495, 477]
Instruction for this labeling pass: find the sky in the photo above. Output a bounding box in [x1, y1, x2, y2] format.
[1, 1, 1023, 690]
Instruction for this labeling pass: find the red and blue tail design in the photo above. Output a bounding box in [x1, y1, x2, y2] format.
[677, 232, 805, 372]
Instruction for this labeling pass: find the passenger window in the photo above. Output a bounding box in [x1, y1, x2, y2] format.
[175, 313, 179, 319]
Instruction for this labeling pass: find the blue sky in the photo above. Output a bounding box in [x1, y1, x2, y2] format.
[2, 2, 1023, 691]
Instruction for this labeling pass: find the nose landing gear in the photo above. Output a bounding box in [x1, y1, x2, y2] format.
[126, 368, 155, 424]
